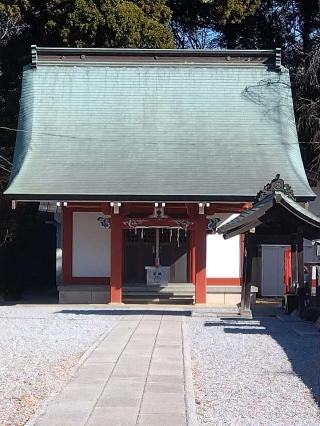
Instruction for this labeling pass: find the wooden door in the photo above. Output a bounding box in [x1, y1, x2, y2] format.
[125, 229, 155, 283]
[159, 229, 189, 282]
[124, 228, 190, 284]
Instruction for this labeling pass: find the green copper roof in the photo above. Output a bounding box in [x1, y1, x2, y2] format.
[5, 50, 315, 201]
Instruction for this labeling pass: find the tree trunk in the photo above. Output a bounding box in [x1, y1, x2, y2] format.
[223, 23, 237, 49]
[299, 0, 315, 53]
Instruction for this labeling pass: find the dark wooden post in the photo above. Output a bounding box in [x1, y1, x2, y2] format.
[240, 234, 254, 315]
[240, 235, 247, 311]
[297, 236, 305, 316]
[190, 230, 196, 286]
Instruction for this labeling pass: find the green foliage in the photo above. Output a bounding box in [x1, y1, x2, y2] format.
[203, 0, 261, 24]
[215, 0, 320, 51]
[168, 0, 260, 48]
[5, 0, 174, 48]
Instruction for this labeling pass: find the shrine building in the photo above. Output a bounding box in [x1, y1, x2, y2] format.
[4, 46, 315, 305]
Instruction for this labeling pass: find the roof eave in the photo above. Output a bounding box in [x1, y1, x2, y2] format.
[31, 45, 280, 69]
[218, 192, 320, 240]
[34, 46, 275, 57]
[3, 192, 315, 203]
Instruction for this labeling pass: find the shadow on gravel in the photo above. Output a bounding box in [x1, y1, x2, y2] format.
[206, 317, 320, 407]
[56, 309, 192, 316]
[0, 289, 59, 305]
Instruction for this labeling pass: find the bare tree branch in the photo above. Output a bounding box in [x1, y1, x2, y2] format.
[293, 42, 320, 171]
[0, 229, 12, 248]
[0, 7, 26, 46]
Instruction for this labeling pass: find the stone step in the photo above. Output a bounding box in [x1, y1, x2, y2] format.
[123, 285, 194, 294]
[191, 306, 241, 317]
[123, 283, 195, 305]
[124, 291, 194, 296]
[123, 296, 194, 305]
[123, 292, 194, 298]
[123, 291, 195, 297]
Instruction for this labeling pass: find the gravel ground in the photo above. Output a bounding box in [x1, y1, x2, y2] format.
[188, 316, 320, 426]
[0, 305, 118, 425]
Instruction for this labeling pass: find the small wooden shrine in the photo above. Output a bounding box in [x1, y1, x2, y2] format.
[218, 176, 320, 315]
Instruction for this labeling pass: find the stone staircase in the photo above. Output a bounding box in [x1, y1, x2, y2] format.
[123, 283, 195, 304]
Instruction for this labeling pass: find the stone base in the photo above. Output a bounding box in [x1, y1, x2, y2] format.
[58, 285, 110, 304]
[206, 285, 258, 307]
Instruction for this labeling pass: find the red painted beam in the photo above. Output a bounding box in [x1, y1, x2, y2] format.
[207, 278, 241, 285]
[67, 203, 112, 214]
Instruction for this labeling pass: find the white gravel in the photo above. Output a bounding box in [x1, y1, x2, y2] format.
[0, 305, 118, 425]
[188, 316, 320, 426]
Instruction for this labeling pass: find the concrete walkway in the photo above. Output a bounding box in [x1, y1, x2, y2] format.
[33, 312, 194, 426]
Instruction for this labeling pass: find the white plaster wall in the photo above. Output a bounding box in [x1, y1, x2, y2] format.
[72, 212, 111, 277]
[206, 213, 241, 278]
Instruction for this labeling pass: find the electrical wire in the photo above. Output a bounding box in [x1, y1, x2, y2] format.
[0, 126, 319, 145]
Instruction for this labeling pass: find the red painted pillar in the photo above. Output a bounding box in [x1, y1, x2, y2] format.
[284, 248, 291, 293]
[194, 216, 207, 304]
[110, 214, 123, 303]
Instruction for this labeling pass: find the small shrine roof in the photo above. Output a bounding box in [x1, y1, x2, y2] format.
[218, 190, 320, 240]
